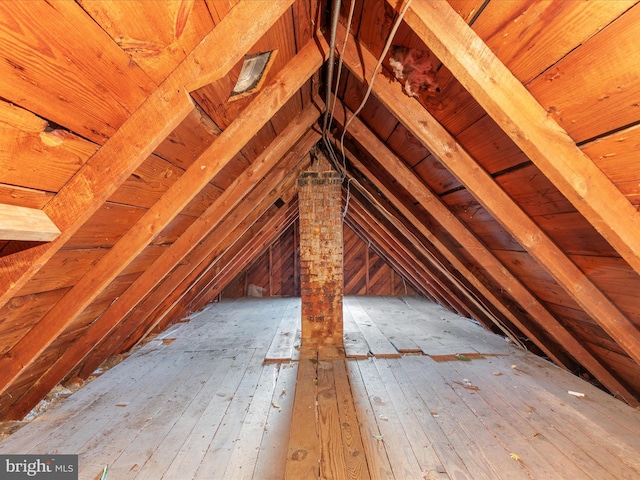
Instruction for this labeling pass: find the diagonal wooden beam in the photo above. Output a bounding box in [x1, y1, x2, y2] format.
[336, 24, 639, 405]
[346, 157, 512, 328]
[187, 200, 300, 314]
[391, 0, 640, 278]
[0, 36, 325, 398]
[328, 94, 567, 365]
[0, 0, 294, 309]
[2, 117, 320, 421]
[179, 163, 308, 316]
[125, 179, 303, 354]
[346, 193, 461, 314]
[344, 208, 438, 303]
[75, 142, 314, 381]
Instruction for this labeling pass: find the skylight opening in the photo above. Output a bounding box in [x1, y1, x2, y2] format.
[230, 50, 276, 101]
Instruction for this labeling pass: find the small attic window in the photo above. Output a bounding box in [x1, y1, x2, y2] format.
[230, 51, 275, 101]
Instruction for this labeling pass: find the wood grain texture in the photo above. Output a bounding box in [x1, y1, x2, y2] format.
[2, 112, 319, 418]
[0, 204, 60, 242]
[75, 162, 308, 381]
[336, 26, 638, 404]
[526, 3, 640, 142]
[285, 350, 320, 479]
[0, 0, 293, 321]
[0, 101, 97, 192]
[0, 20, 322, 404]
[79, 0, 215, 84]
[581, 123, 640, 205]
[0, 0, 156, 141]
[467, 0, 636, 84]
[2, 298, 640, 478]
[397, 0, 640, 279]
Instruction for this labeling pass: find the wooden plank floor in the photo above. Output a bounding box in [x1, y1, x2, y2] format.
[2, 297, 639, 479]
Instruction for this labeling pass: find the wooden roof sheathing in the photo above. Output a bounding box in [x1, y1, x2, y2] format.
[1, 0, 640, 418]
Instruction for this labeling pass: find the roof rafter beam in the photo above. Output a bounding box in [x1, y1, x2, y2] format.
[391, 0, 640, 277]
[188, 200, 300, 315]
[345, 149, 525, 335]
[0, 203, 60, 242]
[327, 93, 569, 366]
[346, 193, 467, 315]
[0, 0, 295, 309]
[335, 23, 639, 405]
[77, 148, 312, 379]
[2, 115, 321, 420]
[181, 166, 307, 316]
[0, 34, 325, 401]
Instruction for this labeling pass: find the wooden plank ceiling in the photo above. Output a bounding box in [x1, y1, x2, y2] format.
[1, 0, 640, 418]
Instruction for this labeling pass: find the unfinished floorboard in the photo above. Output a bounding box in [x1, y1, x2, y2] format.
[331, 358, 370, 480]
[355, 357, 442, 479]
[317, 359, 348, 479]
[131, 351, 248, 479]
[285, 348, 320, 479]
[400, 295, 514, 356]
[2, 297, 639, 480]
[439, 356, 639, 479]
[345, 360, 395, 479]
[399, 355, 520, 480]
[359, 296, 423, 353]
[252, 362, 298, 479]
[343, 303, 370, 359]
[345, 297, 400, 358]
[265, 298, 301, 362]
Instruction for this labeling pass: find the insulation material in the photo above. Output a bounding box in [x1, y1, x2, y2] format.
[389, 46, 440, 98]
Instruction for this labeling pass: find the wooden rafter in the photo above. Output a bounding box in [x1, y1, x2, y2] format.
[346, 194, 460, 314]
[76, 148, 313, 381]
[3, 123, 321, 420]
[0, 0, 294, 309]
[335, 24, 639, 405]
[189, 200, 300, 314]
[328, 95, 567, 364]
[393, 0, 640, 278]
[182, 165, 308, 315]
[0, 35, 324, 399]
[0, 203, 60, 242]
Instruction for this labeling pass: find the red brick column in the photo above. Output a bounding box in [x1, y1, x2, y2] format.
[297, 160, 343, 346]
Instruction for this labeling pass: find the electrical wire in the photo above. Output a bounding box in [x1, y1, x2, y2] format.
[321, 0, 356, 177]
[338, 0, 412, 218]
[339, 0, 413, 159]
[328, 0, 357, 176]
[333, 143, 527, 349]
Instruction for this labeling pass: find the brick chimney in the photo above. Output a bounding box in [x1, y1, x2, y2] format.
[297, 150, 343, 347]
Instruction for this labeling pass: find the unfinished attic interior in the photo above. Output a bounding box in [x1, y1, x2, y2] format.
[1, 0, 640, 477]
